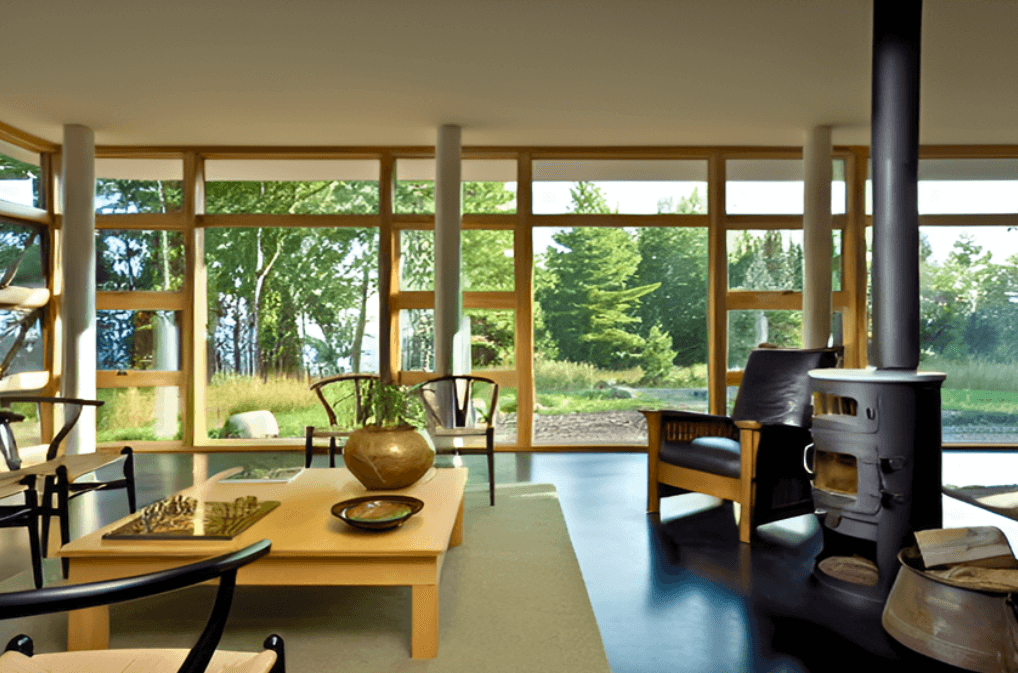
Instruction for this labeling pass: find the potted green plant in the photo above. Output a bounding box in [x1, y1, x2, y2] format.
[343, 383, 435, 490]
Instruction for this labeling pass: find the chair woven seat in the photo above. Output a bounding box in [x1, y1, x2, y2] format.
[0, 648, 277, 673]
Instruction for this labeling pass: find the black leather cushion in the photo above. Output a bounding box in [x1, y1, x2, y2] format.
[731, 347, 840, 427]
[659, 435, 741, 479]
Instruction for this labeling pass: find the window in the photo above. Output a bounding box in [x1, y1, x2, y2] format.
[918, 225, 1018, 444]
[205, 226, 379, 438]
[96, 230, 184, 292]
[97, 310, 181, 371]
[534, 222, 708, 445]
[205, 160, 380, 214]
[0, 220, 47, 384]
[726, 159, 846, 215]
[0, 142, 41, 209]
[534, 160, 707, 215]
[395, 159, 517, 214]
[95, 159, 182, 214]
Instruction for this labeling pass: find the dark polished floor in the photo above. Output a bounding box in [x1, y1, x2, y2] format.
[2, 449, 1016, 672]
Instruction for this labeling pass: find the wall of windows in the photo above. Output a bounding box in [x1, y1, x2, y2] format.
[2, 125, 1016, 451]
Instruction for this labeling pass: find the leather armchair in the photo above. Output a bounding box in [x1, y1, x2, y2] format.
[643, 347, 841, 543]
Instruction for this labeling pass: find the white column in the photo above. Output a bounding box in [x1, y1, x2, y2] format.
[802, 125, 833, 349]
[434, 124, 462, 376]
[61, 124, 97, 455]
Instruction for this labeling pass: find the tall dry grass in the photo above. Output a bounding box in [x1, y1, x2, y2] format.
[205, 373, 318, 428]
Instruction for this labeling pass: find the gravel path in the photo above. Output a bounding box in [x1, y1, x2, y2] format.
[499, 410, 649, 444]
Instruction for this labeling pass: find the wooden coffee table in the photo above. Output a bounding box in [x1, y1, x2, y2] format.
[58, 466, 467, 658]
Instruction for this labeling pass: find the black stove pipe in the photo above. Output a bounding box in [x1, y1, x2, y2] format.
[871, 0, 922, 371]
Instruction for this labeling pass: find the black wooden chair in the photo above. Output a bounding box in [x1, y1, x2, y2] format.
[642, 347, 841, 543]
[0, 396, 137, 578]
[304, 373, 379, 468]
[0, 473, 42, 588]
[417, 375, 499, 506]
[0, 538, 285, 673]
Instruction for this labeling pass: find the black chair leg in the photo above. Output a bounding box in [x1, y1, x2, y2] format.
[329, 437, 337, 468]
[39, 475, 54, 558]
[23, 480, 42, 589]
[264, 634, 286, 673]
[304, 427, 314, 469]
[121, 446, 137, 513]
[57, 466, 70, 579]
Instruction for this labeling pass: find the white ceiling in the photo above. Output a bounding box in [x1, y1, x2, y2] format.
[2, 0, 1017, 149]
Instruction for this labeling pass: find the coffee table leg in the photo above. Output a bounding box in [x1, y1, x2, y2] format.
[450, 495, 464, 548]
[411, 584, 439, 658]
[68, 605, 110, 650]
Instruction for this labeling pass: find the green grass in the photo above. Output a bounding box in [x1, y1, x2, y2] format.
[941, 389, 1018, 414]
[922, 355, 1018, 393]
[96, 357, 1018, 441]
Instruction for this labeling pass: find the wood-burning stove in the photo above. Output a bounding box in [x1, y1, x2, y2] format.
[806, 0, 946, 603]
[809, 369, 945, 601]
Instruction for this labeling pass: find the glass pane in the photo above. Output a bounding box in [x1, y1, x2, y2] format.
[0, 147, 41, 208]
[918, 159, 1018, 215]
[399, 229, 515, 292]
[466, 309, 515, 369]
[464, 229, 514, 291]
[918, 225, 1018, 443]
[727, 310, 805, 370]
[493, 385, 517, 445]
[0, 221, 45, 288]
[97, 310, 181, 371]
[728, 230, 804, 291]
[399, 230, 433, 291]
[726, 159, 846, 215]
[206, 227, 378, 378]
[728, 228, 843, 293]
[533, 160, 708, 215]
[7, 402, 41, 449]
[96, 230, 184, 291]
[395, 159, 517, 214]
[97, 386, 181, 441]
[463, 181, 517, 214]
[95, 159, 182, 214]
[206, 375, 319, 440]
[205, 159, 380, 214]
[532, 225, 708, 445]
[0, 310, 43, 375]
[400, 308, 435, 371]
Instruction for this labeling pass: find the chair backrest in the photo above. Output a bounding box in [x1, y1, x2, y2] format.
[417, 375, 498, 432]
[0, 396, 104, 467]
[731, 347, 841, 427]
[309, 374, 379, 431]
[0, 539, 271, 673]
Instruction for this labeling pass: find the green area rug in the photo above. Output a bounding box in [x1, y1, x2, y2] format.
[943, 483, 1018, 521]
[0, 483, 612, 673]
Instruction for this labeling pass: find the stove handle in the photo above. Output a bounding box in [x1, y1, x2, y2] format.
[803, 442, 815, 475]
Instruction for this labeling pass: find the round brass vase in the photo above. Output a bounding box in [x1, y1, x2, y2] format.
[344, 425, 435, 490]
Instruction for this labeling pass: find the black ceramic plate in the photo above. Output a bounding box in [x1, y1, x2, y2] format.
[331, 495, 424, 531]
